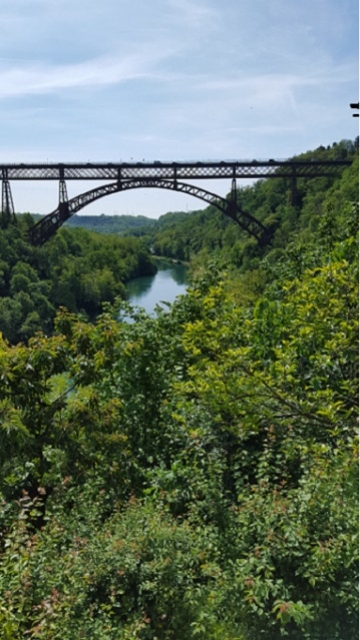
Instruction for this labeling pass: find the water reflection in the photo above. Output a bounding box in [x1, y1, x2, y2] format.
[126, 261, 189, 316]
[126, 275, 155, 299]
[166, 265, 189, 286]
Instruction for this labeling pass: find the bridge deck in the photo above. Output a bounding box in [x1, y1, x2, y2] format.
[0, 160, 351, 181]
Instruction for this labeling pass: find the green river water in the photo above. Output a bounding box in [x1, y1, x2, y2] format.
[125, 259, 189, 315]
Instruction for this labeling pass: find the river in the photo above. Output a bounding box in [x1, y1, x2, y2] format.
[125, 259, 189, 315]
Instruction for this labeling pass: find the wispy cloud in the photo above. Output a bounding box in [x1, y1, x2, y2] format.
[198, 72, 344, 93]
[197, 62, 358, 103]
[166, 0, 219, 30]
[0, 0, 357, 216]
[0, 47, 177, 99]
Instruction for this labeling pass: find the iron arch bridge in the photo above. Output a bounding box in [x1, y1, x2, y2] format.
[28, 178, 272, 247]
[0, 159, 351, 246]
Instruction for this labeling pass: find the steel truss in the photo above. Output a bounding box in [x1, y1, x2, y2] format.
[1, 177, 15, 227]
[29, 179, 273, 247]
[0, 158, 349, 246]
[0, 159, 350, 182]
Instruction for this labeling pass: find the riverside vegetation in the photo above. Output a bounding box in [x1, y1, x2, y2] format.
[0, 224, 156, 343]
[0, 140, 358, 639]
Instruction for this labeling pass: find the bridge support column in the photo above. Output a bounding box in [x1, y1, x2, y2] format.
[59, 178, 69, 220]
[1, 176, 15, 228]
[227, 177, 238, 219]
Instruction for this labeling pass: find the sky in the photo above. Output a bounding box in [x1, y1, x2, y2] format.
[0, 0, 358, 218]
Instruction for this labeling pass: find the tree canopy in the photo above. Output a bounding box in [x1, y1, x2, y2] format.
[0, 139, 358, 639]
[0, 220, 156, 343]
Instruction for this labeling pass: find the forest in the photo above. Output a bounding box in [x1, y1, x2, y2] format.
[0, 222, 156, 344]
[0, 139, 358, 639]
[64, 214, 155, 236]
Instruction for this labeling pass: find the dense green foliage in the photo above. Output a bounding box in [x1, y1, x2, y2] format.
[64, 213, 155, 235]
[0, 219, 156, 343]
[144, 140, 358, 270]
[53, 140, 358, 272]
[0, 140, 358, 638]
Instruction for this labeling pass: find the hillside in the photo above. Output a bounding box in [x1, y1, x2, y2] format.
[48, 140, 358, 270]
[144, 139, 358, 268]
[0, 139, 358, 639]
[0, 222, 156, 343]
[64, 213, 156, 235]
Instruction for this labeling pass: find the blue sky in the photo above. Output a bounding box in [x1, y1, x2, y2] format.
[0, 0, 358, 217]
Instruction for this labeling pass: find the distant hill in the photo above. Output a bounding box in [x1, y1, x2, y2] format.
[23, 213, 156, 235]
[64, 213, 156, 235]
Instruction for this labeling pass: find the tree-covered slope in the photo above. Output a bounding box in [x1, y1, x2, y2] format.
[64, 213, 156, 235]
[0, 140, 357, 639]
[143, 139, 358, 269]
[0, 219, 156, 343]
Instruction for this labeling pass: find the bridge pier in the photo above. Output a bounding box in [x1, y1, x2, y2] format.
[59, 177, 70, 221]
[227, 177, 238, 219]
[1, 174, 15, 228]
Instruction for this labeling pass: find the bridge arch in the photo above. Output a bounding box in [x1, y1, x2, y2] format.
[29, 178, 271, 246]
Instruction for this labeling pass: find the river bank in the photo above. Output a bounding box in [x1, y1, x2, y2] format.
[153, 255, 189, 267]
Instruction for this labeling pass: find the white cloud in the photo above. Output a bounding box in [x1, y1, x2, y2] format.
[0, 47, 178, 99]
[0, 0, 357, 216]
[166, 0, 219, 28]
